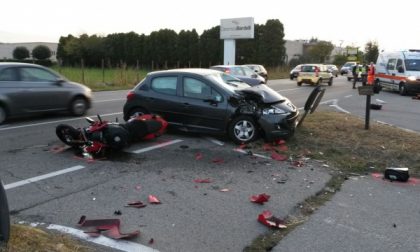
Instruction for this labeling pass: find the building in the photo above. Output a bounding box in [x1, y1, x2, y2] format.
[285, 39, 343, 64]
[0, 42, 58, 61]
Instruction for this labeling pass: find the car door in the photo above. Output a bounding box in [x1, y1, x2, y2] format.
[385, 58, 397, 89]
[16, 66, 69, 112]
[177, 75, 228, 132]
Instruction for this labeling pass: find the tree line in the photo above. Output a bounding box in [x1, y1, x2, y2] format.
[56, 19, 286, 68]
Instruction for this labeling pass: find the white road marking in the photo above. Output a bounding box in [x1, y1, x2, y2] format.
[233, 148, 272, 159]
[205, 137, 224, 146]
[93, 98, 125, 103]
[129, 139, 183, 154]
[321, 99, 350, 114]
[4, 165, 85, 190]
[275, 88, 301, 92]
[0, 112, 122, 131]
[47, 224, 159, 252]
[344, 95, 353, 98]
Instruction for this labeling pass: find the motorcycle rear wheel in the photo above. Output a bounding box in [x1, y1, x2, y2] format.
[56, 124, 84, 148]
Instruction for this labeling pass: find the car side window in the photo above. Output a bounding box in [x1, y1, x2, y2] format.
[396, 59, 403, 70]
[151, 76, 177, 95]
[20, 67, 58, 82]
[386, 59, 397, 70]
[183, 77, 211, 99]
[0, 68, 19, 81]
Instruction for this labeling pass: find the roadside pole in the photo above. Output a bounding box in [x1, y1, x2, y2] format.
[358, 86, 374, 130]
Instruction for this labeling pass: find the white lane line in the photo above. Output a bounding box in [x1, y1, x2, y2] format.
[47, 224, 159, 252]
[130, 139, 183, 154]
[344, 95, 353, 98]
[4, 165, 85, 190]
[233, 148, 271, 159]
[275, 88, 301, 92]
[0, 112, 122, 131]
[93, 98, 125, 103]
[205, 137, 224, 146]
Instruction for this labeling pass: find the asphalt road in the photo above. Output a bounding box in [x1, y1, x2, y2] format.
[0, 76, 418, 251]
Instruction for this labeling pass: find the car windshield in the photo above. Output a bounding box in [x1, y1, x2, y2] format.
[242, 66, 255, 76]
[206, 72, 250, 91]
[344, 63, 355, 67]
[404, 59, 420, 71]
[301, 65, 318, 72]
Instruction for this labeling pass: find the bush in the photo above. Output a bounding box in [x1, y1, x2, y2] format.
[32, 45, 51, 60]
[13, 46, 30, 60]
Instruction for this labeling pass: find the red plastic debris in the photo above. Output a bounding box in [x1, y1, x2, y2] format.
[125, 201, 147, 208]
[263, 143, 273, 151]
[149, 238, 154, 244]
[271, 152, 288, 161]
[277, 145, 288, 152]
[292, 160, 304, 167]
[148, 195, 161, 204]
[77, 215, 139, 239]
[193, 178, 212, 183]
[257, 210, 287, 229]
[275, 139, 286, 145]
[212, 158, 225, 164]
[50, 145, 68, 153]
[239, 144, 247, 149]
[250, 193, 271, 204]
[195, 152, 203, 160]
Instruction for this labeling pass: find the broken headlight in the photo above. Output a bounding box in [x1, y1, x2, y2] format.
[262, 106, 289, 115]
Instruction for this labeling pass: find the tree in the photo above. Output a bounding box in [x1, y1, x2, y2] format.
[259, 19, 286, 66]
[12, 46, 29, 60]
[364, 41, 379, 64]
[32, 45, 51, 60]
[307, 41, 334, 63]
[333, 54, 348, 66]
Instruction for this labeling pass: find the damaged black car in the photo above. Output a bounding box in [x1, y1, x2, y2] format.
[123, 69, 299, 144]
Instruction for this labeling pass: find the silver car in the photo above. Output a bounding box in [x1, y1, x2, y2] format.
[0, 62, 92, 124]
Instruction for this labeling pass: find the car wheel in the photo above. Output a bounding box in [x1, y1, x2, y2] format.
[70, 97, 88, 116]
[328, 78, 333, 86]
[228, 116, 258, 144]
[297, 82, 302, 86]
[399, 83, 408, 96]
[0, 106, 6, 125]
[317, 79, 322, 85]
[347, 77, 351, 81]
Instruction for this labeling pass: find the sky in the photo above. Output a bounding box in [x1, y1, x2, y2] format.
[1, 0, 419, 51]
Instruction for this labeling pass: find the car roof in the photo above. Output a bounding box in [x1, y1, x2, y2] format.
[0, 62, 42, 70]
[148, 68, 222, 76]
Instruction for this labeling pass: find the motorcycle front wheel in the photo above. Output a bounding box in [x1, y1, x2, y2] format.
[56, 124, 84, 148]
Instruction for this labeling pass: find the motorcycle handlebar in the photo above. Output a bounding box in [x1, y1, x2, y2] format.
[97, 114, 102, 123]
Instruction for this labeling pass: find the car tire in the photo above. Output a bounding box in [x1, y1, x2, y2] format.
[297, 82, 302, 86]
[0, 181, 10, 246]
[228, 116, 258, 144]
[328, 78, 333, 86]
[70, 97, 88, 116]
[317, 79, 322, 85]
[0, 106, 6, 125]
[399, 83, 408, 96]
[347, 77, 351, 81]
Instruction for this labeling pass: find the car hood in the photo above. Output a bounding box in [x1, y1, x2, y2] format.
[237, 84, 286, 104]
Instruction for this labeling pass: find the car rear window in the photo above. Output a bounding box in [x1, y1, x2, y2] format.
[301, 65, 318, 72]
[151, 76, 177, 95]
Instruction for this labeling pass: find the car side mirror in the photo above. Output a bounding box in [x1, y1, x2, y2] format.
[251, 74, 258, 78]
[254, 70, 258, 73]
[55, 78, 65, 85]
[398, 66, 404, 73]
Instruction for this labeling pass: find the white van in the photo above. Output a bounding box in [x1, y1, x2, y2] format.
[376, 49, 420, 95]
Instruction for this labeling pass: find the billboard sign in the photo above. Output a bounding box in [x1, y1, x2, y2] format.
[220, 17, 254, 39]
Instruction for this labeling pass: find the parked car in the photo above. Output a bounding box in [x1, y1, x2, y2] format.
[340, 61, 358, 75]
[290, 64, 302, 80]
[0, 62, 92, 124]
[297, 64, 333, 86]
[327, 64, 339, 77]
[123, 69, 299, 144]
[243, 64, 268, 82]
[210, 65, 266, 86]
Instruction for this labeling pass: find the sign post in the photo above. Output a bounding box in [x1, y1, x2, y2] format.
[357, 86, 374, 130]
[220, 17, 254, 65]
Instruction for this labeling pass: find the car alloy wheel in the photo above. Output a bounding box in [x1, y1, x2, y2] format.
[229, 116, 258, 144]
[71, 98, 88, 116]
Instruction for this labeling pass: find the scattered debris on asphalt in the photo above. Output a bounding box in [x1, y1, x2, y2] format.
[384, 167, 409, 182]
[113, 210, 122, 215]
[219, 188, 230, 192]
[195, 152, 203, 160]
[148, 195, 161, 204]
[271, 152, 288, 161]
[77, 215, 139, 239]
[149, 238, 154, 244]
[412, 94, 420, 100]
[125, 201, 147, 208]
[212, 158, 225, 164]
[193, 178, 212, 183]
[250, 193, 270, 204]
[257, 210, 287, 229]
[179, 145, 189, 149]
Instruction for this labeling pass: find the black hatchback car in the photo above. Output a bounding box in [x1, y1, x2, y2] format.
[123, 69, 299, 144]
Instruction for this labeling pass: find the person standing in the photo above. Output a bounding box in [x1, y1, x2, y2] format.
[361, 63, 368, 85]
[367, 62, 375, 85]
[352, 64, 359, 89]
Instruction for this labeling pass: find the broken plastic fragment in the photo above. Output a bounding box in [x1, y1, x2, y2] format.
[219, 188, 230, 192]
[193, 178, 212, 183]
[250, 193, 271, 204]
[271, 152, 288, 161]
[195, 152, 203, 160]
[148, 195, 161, 204]
[212, 158, 225, 164]
[277, 145, 288, 152]
[125, 201, 147, 208]
[149, 238, 154, 244]
[114, 210, 122, 215]
[275, 139, 286, 145]
[257, 210, 287, 229]
[77, 215, 140, 239]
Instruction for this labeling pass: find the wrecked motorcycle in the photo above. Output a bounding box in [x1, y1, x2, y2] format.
[56, 114, 168, 156]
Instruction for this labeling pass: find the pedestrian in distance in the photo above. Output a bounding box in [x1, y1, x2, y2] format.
[361, 63, 368, 86]
[352, 64, 359, 89]
[367, 62, 375, 85]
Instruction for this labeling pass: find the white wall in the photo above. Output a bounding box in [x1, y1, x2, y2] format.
[0, 42, 58, 61]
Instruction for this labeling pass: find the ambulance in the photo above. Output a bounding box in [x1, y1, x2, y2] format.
[376, 49, 420, 95]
